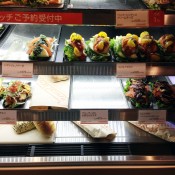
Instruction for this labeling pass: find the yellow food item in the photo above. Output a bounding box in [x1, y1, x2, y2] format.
[98, 31, 107, 38]
[97, 41, 105, 50]
[165, 41, 174, 48]
[140, 31, 149, 38]
[74, 47, 81, 57]
[127, 39, 136, 47]
[70, 32, 82, 41]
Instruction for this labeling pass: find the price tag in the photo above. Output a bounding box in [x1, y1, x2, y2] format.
[149, 10, 164, 27]
[117, 63, 146, 78]
[116, 11, 149, 28]
[138, 110, 166, 124]
[80, 110, 108, 124]
[0, 110, 17, 124]
[2, 62, 33, 78]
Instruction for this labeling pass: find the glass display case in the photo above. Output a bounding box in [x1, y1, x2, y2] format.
[0, 0, 175, 175]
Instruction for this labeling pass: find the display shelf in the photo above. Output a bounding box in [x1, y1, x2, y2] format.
[0, 1, 175, 172]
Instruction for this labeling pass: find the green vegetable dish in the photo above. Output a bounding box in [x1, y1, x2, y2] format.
[124, 78, 152, 108]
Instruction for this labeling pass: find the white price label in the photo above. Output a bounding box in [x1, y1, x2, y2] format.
[117, 63, 146, 78]
[138, 110, 166, 124]
[0, 110, 17, 124]
[2, 62, 33, 78]
[80, 110, 108, 124]
[116, 10, 149, 28]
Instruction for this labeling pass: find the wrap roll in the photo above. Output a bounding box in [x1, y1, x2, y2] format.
[111, 33, 139, 62]
[158, 34, 175, 61]
[138, 31, 161, 62]
[64, 33, 87, 61]
[86, 31, 111, 61]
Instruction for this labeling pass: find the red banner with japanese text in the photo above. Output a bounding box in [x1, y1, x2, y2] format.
[0, 11, 83, 24]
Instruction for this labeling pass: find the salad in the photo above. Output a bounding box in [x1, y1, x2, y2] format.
[3, 81, 31, 108]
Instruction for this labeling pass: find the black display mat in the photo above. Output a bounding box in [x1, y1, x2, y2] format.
[56, 25, 173, 63]
[68, 0, 146, 10]
[56, 25, 118, 62]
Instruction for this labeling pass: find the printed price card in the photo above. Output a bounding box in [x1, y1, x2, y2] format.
[2, 62, 33, 78]
[138, 110, 166, 124]
[117, 63, 146, 78]
[80, 110, 108, 124]
[0, 110, 17, 124]
[116, 10, 164, 27]
[116, 10, 149, 27]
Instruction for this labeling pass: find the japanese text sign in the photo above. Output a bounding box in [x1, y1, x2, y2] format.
[2, 62, 33, 78]
[80, 110, 108, 124]
[0, 11, 82, 24]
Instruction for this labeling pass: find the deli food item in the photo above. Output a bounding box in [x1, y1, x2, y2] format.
[27, 34, 56, 60]
[86, 31, 110, 61]
[0, 0, 62, 6]
[33, 121, 56, 137]
[142, 0, 172, 10]
[158, 34, 175, 61]
[64, 33, 87, 61]
[124, 78, 152, 108]
[151, 80, 175, 108]
[111, 33, 139, 62]
[3, 81, 31, 108]
[130, 121, 175, 142]
[0, 24, 5, 33]
[0, 78, 5, 98]
[50, 75, 69, 82]
[138, 31, 161, 62]
[13, 121, 36, 134]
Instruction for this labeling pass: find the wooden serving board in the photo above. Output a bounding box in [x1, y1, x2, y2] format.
[0, 124, 55, 144]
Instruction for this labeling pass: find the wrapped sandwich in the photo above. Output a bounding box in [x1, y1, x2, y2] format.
[124, 78, 152, 108]
[27, 34, 56, 60]
[86, 31, 110, 61]
[138, 31, 161, 62]
[111, 33, 139, 62]
[158, 34, 175, 61]
[151, 80, 175, 108]
[3, 81, 31, 108]
[64, 32, 87, 61]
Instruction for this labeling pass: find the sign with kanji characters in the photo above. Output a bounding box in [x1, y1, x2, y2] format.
[0, 110, 17, 124]
[116, 10, 164, 28]
[80, 110, 108, 124]
[0, 11, 82, 24]
[116, 11, 149, 27]
[117, 63, 146, 78]
[2, 62, 33, 78]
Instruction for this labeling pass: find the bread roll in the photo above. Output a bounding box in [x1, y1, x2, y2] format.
[33, 121, 56, 137]
[13, 121, 35, 134]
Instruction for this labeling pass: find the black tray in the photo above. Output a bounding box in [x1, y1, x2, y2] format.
[56, 25, 118, 62]
[0, 24, 61, 62]
[0, 24, 10, 39]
